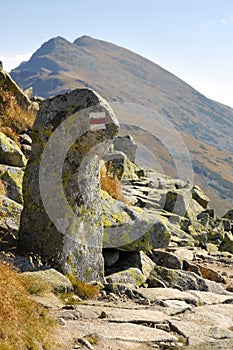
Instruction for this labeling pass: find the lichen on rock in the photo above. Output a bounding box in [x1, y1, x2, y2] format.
[18, 88, 119, 281]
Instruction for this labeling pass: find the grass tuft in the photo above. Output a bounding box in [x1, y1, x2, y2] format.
[100, 162, 129, 204]
[0, 262, 58, 350]
[66, 274, 100, 300]
[0, 88, 35, 143]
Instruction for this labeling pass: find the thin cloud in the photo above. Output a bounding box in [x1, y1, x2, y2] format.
[0, 52, 32, 72]
[201, 16, 233, 28]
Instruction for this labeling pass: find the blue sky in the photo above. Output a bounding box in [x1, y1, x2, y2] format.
[1, 0, 233, 107]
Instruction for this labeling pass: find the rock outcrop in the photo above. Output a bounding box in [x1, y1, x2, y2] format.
[0, 132, 26, 250]
[0, 64, 32, 109]
[18, 88, 119, 281]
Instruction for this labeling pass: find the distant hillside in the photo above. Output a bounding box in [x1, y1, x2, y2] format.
[11, 36, 233, 214]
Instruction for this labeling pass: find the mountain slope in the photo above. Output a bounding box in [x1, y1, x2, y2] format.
[11, 36, 233, 213]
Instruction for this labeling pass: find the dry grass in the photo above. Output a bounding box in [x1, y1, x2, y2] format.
[100, 162, 129, 204]
[0, 262, 58, 350]
[0, 88, 35, 143]
[0, 180, 6, 197]
[66, 274, 100, 300]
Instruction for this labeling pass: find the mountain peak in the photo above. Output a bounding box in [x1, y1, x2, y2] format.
[73, 35, 95, 46]
[34, 36, 72, 55]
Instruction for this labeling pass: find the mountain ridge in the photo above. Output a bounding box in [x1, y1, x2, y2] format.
[10, 35, 233, 213]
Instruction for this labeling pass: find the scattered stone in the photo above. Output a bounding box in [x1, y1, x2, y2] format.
[99, 311, 108, 319]
[222, 218, 232, 231]
[106, 267, 146, 286]
[222, 209, 233, 221]
[202, 208, 216, 220]
[148, 264, 228, 293]
[77, 338, 94, 350]
[0, 65, 32, 108]
[62, 305, 76, 310]
[0, 195, 23, 250]
[147, 276, 167, 288]
[192, 185, 209, 209]
[183, 260, 201, 275]
[220, 232, 233, 254]
[19, 133, 32, 145]
[20, 144, 32, 158]
[149, 249, 183, 269]
[113, 135, 137, 163]
[21, 268, 73, 293]
[0, 131, 27, 167]
[102, 190, 171, 251]
[31, 293, 65, 309]
[58, 318, 66, 325]
[0, 164, 24, 204]
[171, 247, 194, 261]
[197, 211, 209, 227]
[134, 288, 198, 305]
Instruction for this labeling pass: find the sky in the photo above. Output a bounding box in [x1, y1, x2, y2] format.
[0, 0, 233, 108]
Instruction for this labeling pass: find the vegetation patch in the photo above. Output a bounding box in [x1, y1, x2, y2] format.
[0, 88, 35, 143]
[66, 274, 100, 299]
[100, 162, 129, 204]
[0, 262, 58, 350]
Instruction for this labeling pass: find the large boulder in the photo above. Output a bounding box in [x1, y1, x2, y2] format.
[0, 132, 27, 167]
[101, 190, 171, 251]
[18, 89, 119, 282]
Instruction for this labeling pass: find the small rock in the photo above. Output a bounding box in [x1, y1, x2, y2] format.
[222, 218, 232, 231]
[183, 260, 201, 275]
[172, 247, 194, 261]
[62, 305, 76, 310]
[136, 298, 151, 305]
[19, 133, 32, 145]
[0, 131, 27, 167]
[192, 185, 209, 209]
[156, 323, 170, 332]
[113, 135, 137, 162]
[108, 292, 119, 300]
[21, 268, 73, 293]
[106, 267, 146, 286]
[220, 232, 233, 254]
[221, 271, 228, 276]
[78, 338, 94, 350]
[222, 209, 233, 221]
[202, 208, 216, 220]
[149, 249, 182, 270]
[147, 277, 167, 288]
[99, 311, 108, 318]
[57, 318, 66, 325]
[20, 144, 32, 158]
[0, 195, 23, 250]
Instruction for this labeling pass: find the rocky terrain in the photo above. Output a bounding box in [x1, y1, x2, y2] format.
[0, 72, 233, 349]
